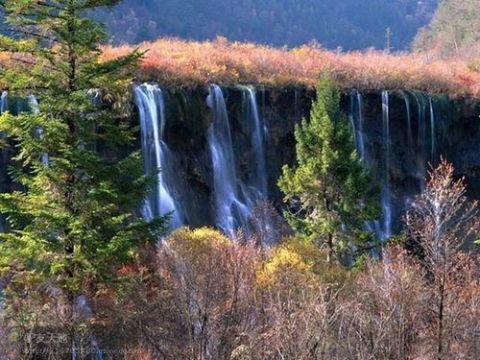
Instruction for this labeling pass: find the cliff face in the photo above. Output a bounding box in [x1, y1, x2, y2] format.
[146, 85, 480, 235]
[2, 87, 478, 236]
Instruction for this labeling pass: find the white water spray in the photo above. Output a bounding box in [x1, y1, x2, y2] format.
[381, 91, 392, 240]
[134, 84, 183, 229]
[207, 85, 250, 236]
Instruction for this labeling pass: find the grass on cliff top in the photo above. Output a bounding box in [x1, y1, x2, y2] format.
[102, 37, 480, 98]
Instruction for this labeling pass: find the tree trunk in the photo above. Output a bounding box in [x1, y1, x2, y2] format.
[326, 233, 334, 264]
[437, 279, 445, 360]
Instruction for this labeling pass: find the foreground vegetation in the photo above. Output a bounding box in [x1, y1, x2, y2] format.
[279, 76, 380, 262]
[0, 0, 161, 357]
[102, 37, 480, 97]
[1, 160, 479, 359]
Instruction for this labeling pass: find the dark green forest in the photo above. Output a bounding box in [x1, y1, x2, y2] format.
[97, 0, 438, 50]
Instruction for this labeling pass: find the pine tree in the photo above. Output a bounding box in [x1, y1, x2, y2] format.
[278, 75, 379, 263]
[0, 0, 161, 355]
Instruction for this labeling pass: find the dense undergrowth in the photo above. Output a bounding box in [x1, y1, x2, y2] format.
[1, 161, 480, 359]
[2, 227, 478, 359]
[102, 37, 480, 97]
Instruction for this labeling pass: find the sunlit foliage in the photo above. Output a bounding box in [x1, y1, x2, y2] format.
[102, 37, 480, 97]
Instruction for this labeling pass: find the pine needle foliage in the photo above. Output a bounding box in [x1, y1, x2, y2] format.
[0, 0, 162, 317]
[279, 75, 379, 263]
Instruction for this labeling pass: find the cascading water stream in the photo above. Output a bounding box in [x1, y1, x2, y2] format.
[350, 90, 388, 241]
[349, 90, 366, 161]
[381, 91, 392, 240]
[87, 88, 101, 107]
[294, 87, 300, 121]
[412, 92, 428, 186]
[348, 92, 359, 156]
[429, 96, 436, 164]
[207, 84, 250, 236]
[27, 94, 39, 115]
[244, 87, 268, 199]
[1, 91, 8, 113]
[134, 83, 183, 229]
[241, 86, 276, 242]
[400, 91, 414, 160]
[356, 91, 366, 161]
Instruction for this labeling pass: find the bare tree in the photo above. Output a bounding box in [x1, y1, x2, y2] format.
[159, 228, 258, 359]
[444, 253, 480, 359]
[338, 247, 427, 359]
[405, 159, 480, 359]
[249, 242, 341, 359]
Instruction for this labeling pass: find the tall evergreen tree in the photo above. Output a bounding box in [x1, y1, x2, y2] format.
[279, 76, 379, 263]
[0, 0, 161, 355]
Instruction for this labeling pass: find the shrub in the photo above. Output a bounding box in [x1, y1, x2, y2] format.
[102, 38, 480, 97]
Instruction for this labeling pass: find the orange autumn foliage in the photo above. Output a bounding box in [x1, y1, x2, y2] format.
[102, 37, 480, 98]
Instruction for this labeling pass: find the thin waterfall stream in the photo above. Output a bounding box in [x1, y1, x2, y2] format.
[207, 84, 272, 237]
[350, 90, 441, 242]
[207, 84, 250, 236]
[381, 90, 392, 240]
[1, 91, 7, 114]
[134, 83, 184, 229]
[429, 96, 436, 164]
[244, 86, 268, 199]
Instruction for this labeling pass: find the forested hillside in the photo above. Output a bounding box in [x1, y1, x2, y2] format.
[98, 0, 438, 50]
[414, 0, 480, 58]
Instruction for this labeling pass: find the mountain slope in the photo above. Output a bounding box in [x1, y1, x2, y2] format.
[98, 0, 438, 50]
[414, 0, 480, 58]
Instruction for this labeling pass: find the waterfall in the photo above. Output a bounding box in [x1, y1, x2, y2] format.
[356, 91, 366, 161]
[400, 91, 414, 157]
[87, 88, 101, 107]
[412, 93, 428, 185]
[348, 92, 358, 155]
[244, 87, 268, 198]
[241, 86, 276, 242]
[429, 96, 436, 164]
[1, 91, 8, 113]
[207, 85, 250, 236]
[410, 92, 439, 188]
[294, 87, 300, 120]
[349, 90, 366, 161]
[207, 85, 246, 234]
[134, 83, 183, 229]
[350, 91, 375, 236]
[27, 94, 39, 115]
[350, 90, 387, 241]
[381, 91, 392, 240]
[401, 90, 419, 190]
